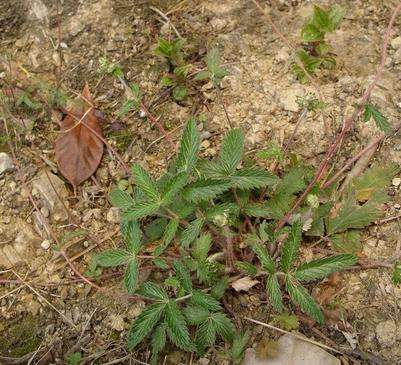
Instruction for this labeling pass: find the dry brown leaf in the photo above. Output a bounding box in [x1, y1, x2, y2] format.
[55, 83, 103, 187]
[231, 276, 259, 292]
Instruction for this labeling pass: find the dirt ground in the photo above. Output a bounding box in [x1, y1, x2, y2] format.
[1, 0, 401, 364]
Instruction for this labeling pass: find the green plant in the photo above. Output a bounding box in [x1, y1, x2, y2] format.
[363, 102, 393, 134]
[294, 5, 345, 83]
[66, 352, 82, 365]
[194, 48, 229, 86]
[92, 120, 395, 361]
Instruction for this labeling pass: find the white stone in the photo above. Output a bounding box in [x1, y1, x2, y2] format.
[392, 177, 401, 187]
[0, 153, 14, 176]
[242, 334, 340, 365]
[278, 86, 305, 112]
[376, 320, 397, 347]
[41, 239, 51, 250]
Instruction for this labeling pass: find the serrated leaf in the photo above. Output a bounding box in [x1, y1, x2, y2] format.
[244, 202, 271, 218]
[363, 103, 392, 134]
[192, 234, 212, 261]
[132, 164, 159, 201]
[180, 217, 204, 247]
[211, 277, 229, 299]
[173, 260, 193, 293]
[176, 119, 201, 173]
[251, 243, 275, 274]
[153, 258, 169, 269]
[125, 258, 139, 293]
[331, 230, 362, 254]
[155, 218, 179, 255]
[190, 290, 221, 311]
[109, 188, 134, 210]
[205, 203, 238, 220]
[194, 70, 211, 81]
[327, 5, 346, 30]
[162, 173, 188, 203]
[219, 129, 244, 174]
[196, 317, 216, 350]
[165, 300, 193, 351]
[127, 303, 165, 349]
[327, 193, 386, 234]
[139, 282, 168, 300]
[285, 276, 324, 325]
[301, 21, 325, 42]
[235, 261, 257, 275]
[145, 217, 167, 241]
[272, 313, 299, 331]
[94, 249, 130, 267]
[184, 305, 210, 324]
[230, 332, 250, 365]
[151, 323, 166, 365]
[275, 166, 307, 196]
[123, 201, 160, 220]
[211, 312, 235, 341]
[266, 274, 284, 312]
[295, 254, 357, 282]
[183, 179, 231, 202]
[280, 222, 302, 272]
[230, 168, 278, 189]
[392, 262, 401, 285]
[265, 192, 296, 220]
[121, 220, 142, 254]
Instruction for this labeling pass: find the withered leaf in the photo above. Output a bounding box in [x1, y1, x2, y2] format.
[55, 83, 103, 187]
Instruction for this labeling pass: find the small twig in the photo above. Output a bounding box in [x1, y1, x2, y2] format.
[149, 6, 182, 39]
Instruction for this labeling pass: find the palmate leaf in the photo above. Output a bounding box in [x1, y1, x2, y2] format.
[176, 118, 201, 173]
[151, 323, 167, 365]
[132, 164, 159, 201]
[127, 303, 165, 349]
[121, 220, 142, 254]
[124, 258, 139, 293]
[94, 249, 130, 267]
[123, 201, 160, 220]
[173, 260, 193, 293]
[229, 168, 278, 189]
[109, 188, 134, 210]
[139, 282, 168, 300]
[295, 254, 357, 282]
[251, 242, 275, 274]
[219, 129, 244, 174]
[285, 276, 324, 325]
[327, 192, 387, 234]
[180, 217, 205, 246]
[280, 222, 302, 272]
[183, 179, 231, 202]
[184, 305, 210, 325]
[190, 290, 221, 311]
[266, 274, 284, 312]
[165, 300, 194, 351]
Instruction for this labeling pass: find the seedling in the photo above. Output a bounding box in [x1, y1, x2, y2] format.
[363, 102, 393, 134]
[293, 5, 345, 83]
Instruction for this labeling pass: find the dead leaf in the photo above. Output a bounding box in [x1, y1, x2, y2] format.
[231, 276, 259, 292]
[55, 83, 103, 187]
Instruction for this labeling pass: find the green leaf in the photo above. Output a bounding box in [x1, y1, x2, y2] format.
[190, 290, 221, 311]
[165, 300, 193, 351]
[123, 201, 160, 220]
[327, 5, 346, 30]
[139, 282, 168, 300]
[162, 173, 188, 203]
[285, 276, 324, 325]
[173, 85, 187, 101]
[230, 168, 278, 189]
[272, 312, 299, 331]
[145, 218, 167, 241]
[127, 303, 165, 349]
[94, 249, 130, 267]
[194, 70, 211, 81]
[151, 323, 167, 365]
[230, 332, 250, 365]
[121, 220, 142, 254]
[295, 254, 357, 282]
[173, 260, 193, 293]
[327, 193, 387, 234]
[211, 312, 235, 341]
[219, 129, 244, 174]
[280, 222, 302, 272]
[184, 305, 210, 325]
[265, 192, 295, 220]
[176, 119, 201, 173]
[205, 203, 238, 220]
[205, 48, 229, 83]
[266, 274, 284, 312]
[251, 243, 275, 274]
[153, 258, 169, 269]
[155, 218, 179, 255]
[331, 230, 362, 254]
[109, 188, 134, 210]
[363, 103, 392, 134]
[196, 317, 216, 350]
[301, 21, 325, 42]
[183, 179, 231, 202]
[392, 262, 401, 285]
[312, 5, 330, 31]
[125, 259, 139, 293]
[235, 261, 258, 275]
[192, 234, 212, 261]
[180, 217, 205, 247]
[118, 98, 135, 117]
[244, 202, 271, 218]
[211, 277, 229, 299]
[132, 164, 159, 201]
[275, 166, 307, 196]
[66, 352, 82, 365]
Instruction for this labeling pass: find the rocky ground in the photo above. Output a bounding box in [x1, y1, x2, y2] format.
[1, 0, 401, 364]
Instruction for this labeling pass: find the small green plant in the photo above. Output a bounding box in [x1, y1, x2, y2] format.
[66, 352, 82, 365]
[363, 102, 393, 134]
[294, 5, 345, 83]
[194, 48, 229, 86]
[92, 120, 396, 362]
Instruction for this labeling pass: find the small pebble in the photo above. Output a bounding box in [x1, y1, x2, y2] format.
[392, 177, 401, 187]
[41, 239, 51, 250]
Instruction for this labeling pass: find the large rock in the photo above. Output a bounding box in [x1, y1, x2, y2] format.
[242, 334, 340, 365]
[32, 170, 69, 221]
